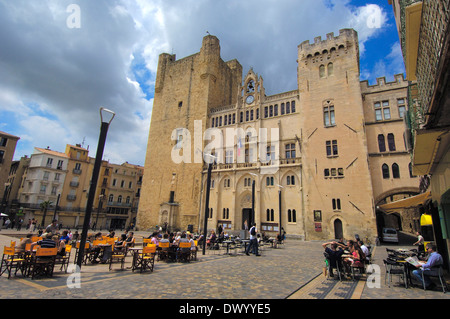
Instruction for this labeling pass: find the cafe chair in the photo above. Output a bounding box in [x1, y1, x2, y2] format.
[133, 245, 156, 273]
[28, 247, 58, 280]
[323, 252, 343, 281]
[191, 241, 198, 261]
[0, 246, 26, 279]
[74, 241, 90, 265]
[143, 238, 152, 247]
[350, 263, 366, 281]
[177, 242, 192, 262]
[383, 259, 408, 288]
[55, 245, 72, 273]
[109, 245, 126, 271]
[158, 242, 170, 261]
[421, 265, 447, 293]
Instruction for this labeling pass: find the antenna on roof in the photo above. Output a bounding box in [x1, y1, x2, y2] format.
[82, 137, 86, 147]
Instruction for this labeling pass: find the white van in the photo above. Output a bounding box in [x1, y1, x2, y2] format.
[382, 228, 399, 243]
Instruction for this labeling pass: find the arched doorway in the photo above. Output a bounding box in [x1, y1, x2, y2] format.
[334, 219, 343, 240]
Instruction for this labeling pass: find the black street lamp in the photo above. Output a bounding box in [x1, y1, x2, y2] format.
[95, 194, 104, 231]
[249, 172, 258, 234]
[76, 107, 115, 269]
[276, 184, 284, 237]
[52, 193, 60, 221]
[202, 153, 215, 256]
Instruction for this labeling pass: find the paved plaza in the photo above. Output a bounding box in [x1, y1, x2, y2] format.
[0, 229, 449, 302]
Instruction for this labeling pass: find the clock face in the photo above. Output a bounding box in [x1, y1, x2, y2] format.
[246, 95, 254, 104]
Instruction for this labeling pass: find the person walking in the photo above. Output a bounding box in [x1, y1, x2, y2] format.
[413, 231, 425, 253]
[245, 223, 260, 256]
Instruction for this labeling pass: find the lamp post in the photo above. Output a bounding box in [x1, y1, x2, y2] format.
[52, 193, 60, 221]
[95, 194, 104, 231]
[76, 107, 115, 269]
[276, 184, 284, 237]
[202, 153, 216, 256]
[249, 173, 258, 231]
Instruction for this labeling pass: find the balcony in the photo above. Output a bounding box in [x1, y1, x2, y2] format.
[69, 181, 79, 187]
[73, 169, 82, 175]
[203, 157, 302, 173]
[67, 195, 77, 201]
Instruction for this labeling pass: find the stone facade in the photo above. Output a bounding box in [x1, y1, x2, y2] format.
[138, 29, 419, 241]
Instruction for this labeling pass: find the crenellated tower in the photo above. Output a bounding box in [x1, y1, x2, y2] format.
[297, 29, 377, 240]
[138, 35, 242, 231]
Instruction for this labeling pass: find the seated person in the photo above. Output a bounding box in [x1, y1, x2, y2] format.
[115, 234, 127, 252]
[90, 232, 104, 263]
[342, 241, 365, 275]
[31, 232, 57, 249]
[16, 234, 33, 254]
[322, 241, 345, 277]
[60, 230, 71, 244]
[54, 235, 66, 257]
[358, 240, 370, 262]
[30, 233, 57, 260]
[207, 230, 216, 248]
[125, 232, 135, 247]
[412, 244, 443, 289]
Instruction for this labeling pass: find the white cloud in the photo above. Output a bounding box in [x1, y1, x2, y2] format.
[361, 42, 405, 82]
[0, 0, 397, 166]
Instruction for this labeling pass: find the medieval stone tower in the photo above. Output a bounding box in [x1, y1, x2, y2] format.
[297, 29, 377, 240]
[138, 35, 242, 231]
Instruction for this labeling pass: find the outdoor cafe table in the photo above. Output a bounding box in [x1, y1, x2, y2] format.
[241, 240, 250, 253]
[128, 247, 143, 270]
[223, 241, 233, 255]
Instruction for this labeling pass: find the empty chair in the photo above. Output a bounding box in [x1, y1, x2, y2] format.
[0, 246, 26, 279]
[383, 259, 408, 288]
[133, 245, 156, 273]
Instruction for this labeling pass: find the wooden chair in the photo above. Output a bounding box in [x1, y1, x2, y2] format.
[0, 246, 26, 279]
[126, 237, 136, 248]
[133, 245, 156, 273]
[142, 238, 152, 247]
[73, 241, 90, 265]
[158, 242, 170, 261]
[191, 241, 198, 261]
[55, 245, 72, 273]
[28, 247, 58, 279]
[177, 242, 191, 262]
[109, 244, 126, 271]
[31, 237, 42, 243]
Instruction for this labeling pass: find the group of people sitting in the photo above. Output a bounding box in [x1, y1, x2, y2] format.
[147, 230, 197, 252]
[86, 230, 136, 263]
[322, 238, 371, 278]
[16, 230, 72, 258]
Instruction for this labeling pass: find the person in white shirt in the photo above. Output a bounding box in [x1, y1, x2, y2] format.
[245, 223, 260, 256]
[358, 240, 370, 262]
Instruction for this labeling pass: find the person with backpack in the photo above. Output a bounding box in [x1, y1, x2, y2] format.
[245, 223, 261, 256]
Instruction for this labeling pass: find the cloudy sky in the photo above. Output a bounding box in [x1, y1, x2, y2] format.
[0, 0, 405, 166]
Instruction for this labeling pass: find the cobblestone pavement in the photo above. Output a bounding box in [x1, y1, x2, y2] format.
[0, 230, 449, 300]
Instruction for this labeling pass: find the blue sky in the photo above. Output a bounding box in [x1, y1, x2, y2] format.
[0, 0, 405, 166]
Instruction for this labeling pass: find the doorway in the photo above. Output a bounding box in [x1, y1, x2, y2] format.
[334, 218, 343, 240]
[242, 208, 253, 230]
